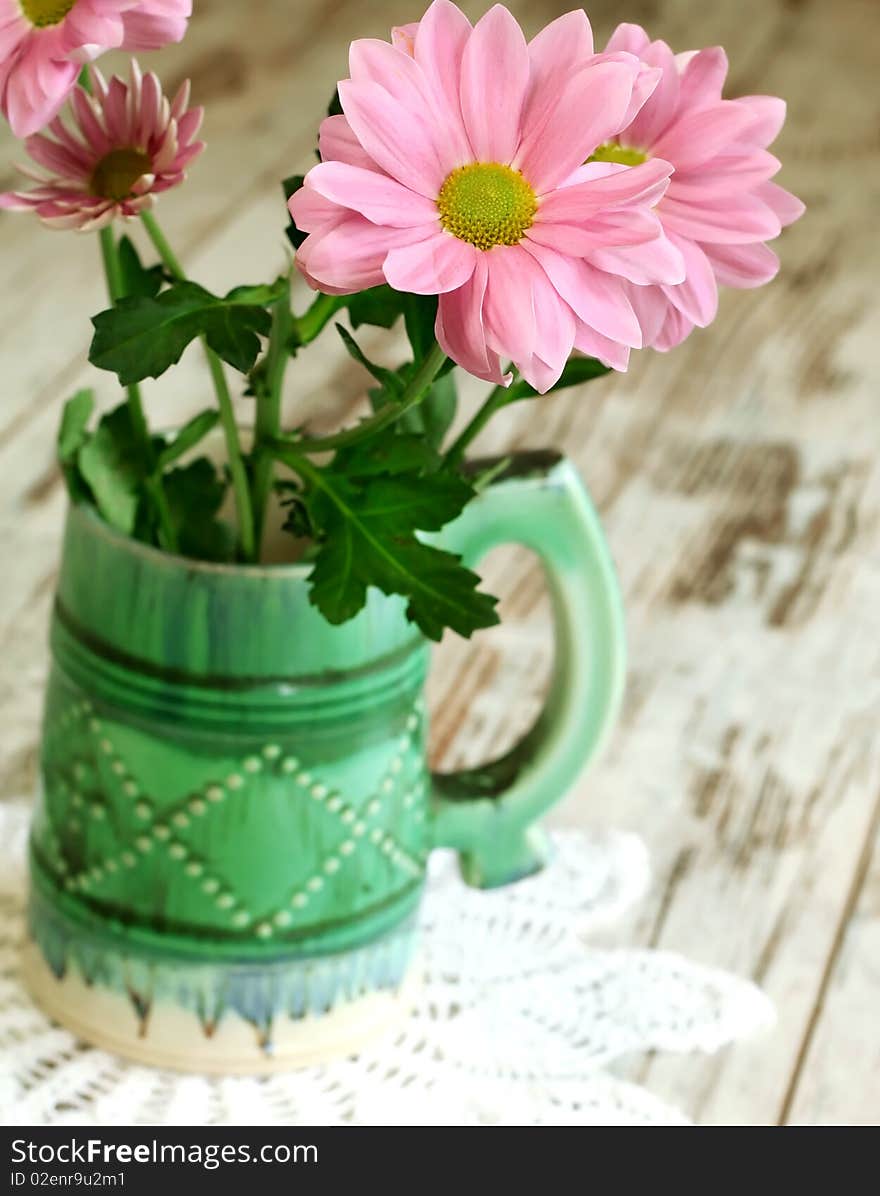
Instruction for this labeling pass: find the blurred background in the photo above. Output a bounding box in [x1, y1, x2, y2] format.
[1, 1, 878, 1124]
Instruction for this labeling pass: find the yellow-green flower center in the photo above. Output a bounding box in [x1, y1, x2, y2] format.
[20, 0, 77, 28]
[589, 142, 649, 167]
[437, 163, 536, 251]
[90, 148, 152, 201]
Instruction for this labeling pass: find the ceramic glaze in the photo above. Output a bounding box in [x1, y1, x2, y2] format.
[26, 453, 627, 1072]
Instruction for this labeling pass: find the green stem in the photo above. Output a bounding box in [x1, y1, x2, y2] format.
[141, 209, 256, 561]
[98, 225, 123, 304]
[97, 225, 179, 552]
[206, 349, 256, 562]
[140, 209, 185, 280]
[251, 279, 292, 553]
[445, 370, 519, 467]
[276, 341, 448, 456]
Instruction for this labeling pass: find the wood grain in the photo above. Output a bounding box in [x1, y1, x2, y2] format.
[1, 0, 878, 1125]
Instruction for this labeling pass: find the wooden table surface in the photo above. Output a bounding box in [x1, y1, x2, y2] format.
[1, 0, 877, 1126]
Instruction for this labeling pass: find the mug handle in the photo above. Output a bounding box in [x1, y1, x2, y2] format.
[429, 451, 627, 887]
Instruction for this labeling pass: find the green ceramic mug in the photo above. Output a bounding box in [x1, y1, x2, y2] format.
[24, 451, 626, 1072]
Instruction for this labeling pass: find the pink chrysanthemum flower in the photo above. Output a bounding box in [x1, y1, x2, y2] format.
[291, 2, 687, 392]
[0, 62, 204, 230]
[594, 23, 805, 351]
[0, 0, 191, 138]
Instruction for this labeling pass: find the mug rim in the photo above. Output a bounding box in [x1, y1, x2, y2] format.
[71, 499, 313, 581]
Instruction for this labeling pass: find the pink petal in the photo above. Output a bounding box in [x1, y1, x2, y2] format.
[605, 23, 651, 56]
[515, 60, 639, 194]
[754, 180, 805, 227]
[536, 159, 672, 223]
[734, 95, 787, 146]
[573, 322, 631, 370]
[391, 22, 418, 54]
[667, 150, 781, 200]
[703, 241, 780, 288]
[590, 233, 686, 285]
[677, 46, 728, 110]
[660, 233, 718, 326]
[411, 0, 472, 166]
[619, 60, 663, 128]
[524, 241, 642, 347]
[436, 255, 508, 384]
[660, 193, 782, 244]
[383, 229, 476, 294]
[529, 270, 576, 390]
[622, 38, 681, 148]
[626, 283, 670, 347]
[305, 161, 440, 227]
[653, 304, 695, 351]
[459, 4, 529, 163]
[3, 53, 77, 138]
[348, 36, 466, 172]
[298, 216, 426, 293]
[289, 183, 348, 235]
[338, 79, 445, 198]
[24, 133, 90, 180]
[522, 9, 594, 136]
[318, 114, 380, 172]
[482, 245, 536, 361]
[527, 208, 662, 256]
[652, 101, 764, 170]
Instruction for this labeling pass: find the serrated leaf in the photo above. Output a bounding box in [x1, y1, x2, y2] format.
[117, 235, 164, 299]
[58, 389, 94, 464]
[335, 324, 403, 397]
[157, 409, 219, 469]
[77, 403, 144, 534]
[164, 457, 236, 562]
[90, 280, 280, 385]
[336, 433, 440, 478]
[302, 460, 498, 640]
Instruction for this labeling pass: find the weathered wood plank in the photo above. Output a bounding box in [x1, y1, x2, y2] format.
[1, 0, 878, 1127]
[782, 809, 880, 1125]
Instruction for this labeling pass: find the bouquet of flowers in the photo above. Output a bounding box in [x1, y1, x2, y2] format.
[0, 0, 803, 642]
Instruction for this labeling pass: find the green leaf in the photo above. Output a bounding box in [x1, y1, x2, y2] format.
[335, 324, 404, 397]
[327, 88, 343, 118]
[302, 457, 498, 640]
[347, 285, 407, 331]
[57, 388, 95, 503]
[398, 371, 457, 450]
[164, 457, 236, 562]
[282, 174, 307, 250]
[403, 294, 439, 360]
[507, 355, 611, 402]
[90, 280, 281, 385]
[117, 235, 164, 299]
[57, 389, 94, 465]
[77, 403, 145, 534]
[336, 433, 440, 478]
[157, 409, 219, 469]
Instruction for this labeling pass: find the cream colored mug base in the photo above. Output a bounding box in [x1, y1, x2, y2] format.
[21, 942, 416, 1075]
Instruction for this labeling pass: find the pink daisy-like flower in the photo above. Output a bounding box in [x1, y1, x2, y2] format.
[593, 22, 805, 351]
[291, 2, 688, 392]
[0, 61, 204, 230]
[0, 0, 191, 138]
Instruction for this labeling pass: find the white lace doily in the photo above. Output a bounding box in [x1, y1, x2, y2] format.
[0, 803, 772, 1126]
